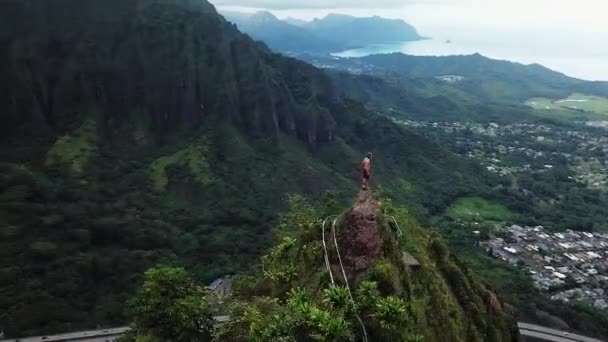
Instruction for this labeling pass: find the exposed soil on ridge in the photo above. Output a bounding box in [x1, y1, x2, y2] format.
[336, 190, 383, 280]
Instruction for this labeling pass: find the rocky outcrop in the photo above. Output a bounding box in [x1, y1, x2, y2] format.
[1, 0, 336, 148]
[243, 191, 520, 342]
[337, 190, 383, 279]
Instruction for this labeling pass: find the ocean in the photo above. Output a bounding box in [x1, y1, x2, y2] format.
[332, 28, 608, 82]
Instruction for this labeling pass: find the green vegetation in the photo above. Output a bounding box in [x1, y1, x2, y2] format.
[46, 120, 98, 174]
[2, 0, 608, 339]
[326, 53, 608, 124]
[526, 97, 560, 110]
[447, 197, 512, 222]
[330, 70, 545, 123]
[526, 93, 608, 121]
[150, 144, 211, 192]
[407, 117, 608, 338]
[420, 120, 608, 233]
[128, 266, 213, 342]
[224, 12, 422, 56]
[527, 93, 608, 115]
[323, 42, 608, 340]
[0, 225, 19, 239]
[29, 241, 58, 258]
[440, 222, 608, 339]
[125, 196, 516, 342]
[0, 1, 488, 336]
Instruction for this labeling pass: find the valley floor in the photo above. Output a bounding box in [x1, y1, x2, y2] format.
[393, 118, 608, 319]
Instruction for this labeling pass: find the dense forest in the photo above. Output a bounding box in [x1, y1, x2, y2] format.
[326, 58, 608, 338]
[1, 0, 608, 339]
[122, 192, 518, 342]
[316, 51, 608, 338]
[318, 53, 608, 122]
[0, 0, 489, 337]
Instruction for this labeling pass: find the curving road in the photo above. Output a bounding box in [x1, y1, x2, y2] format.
[1, 322, 605, 342]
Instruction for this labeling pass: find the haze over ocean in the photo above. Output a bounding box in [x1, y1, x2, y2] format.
[332, 28, 608, 81]
[217, 0, 608, 81]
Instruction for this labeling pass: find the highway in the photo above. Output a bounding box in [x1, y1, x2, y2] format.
[521, 330, 591, 342]
[1, 322, 605, 342]
[0, 327, 129, 342]
[519, 322, 605, 342]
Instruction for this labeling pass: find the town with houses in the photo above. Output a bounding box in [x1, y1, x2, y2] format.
[396, 120, 608, 191]
[393, 119, 608, 309]
[481, 224, 608, 309]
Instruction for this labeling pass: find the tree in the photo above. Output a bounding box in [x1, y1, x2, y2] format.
[128, 266, 213, 342]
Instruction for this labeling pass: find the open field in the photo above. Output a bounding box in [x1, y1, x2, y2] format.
[446, 196, 512, 222]
[526, 93, 608, 119]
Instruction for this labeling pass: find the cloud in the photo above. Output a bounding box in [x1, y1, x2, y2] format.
[210, 0, 422, 9]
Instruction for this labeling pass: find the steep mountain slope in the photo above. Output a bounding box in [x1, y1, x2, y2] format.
[305, 14, 423, 48]
[203, 192, 518, 341]
[223, 11, 337, 54]
[315, 53, 608, 121]
[0, 0, 491, 337]
[222, 11, 423, 55]
[329, 71, 536, 122]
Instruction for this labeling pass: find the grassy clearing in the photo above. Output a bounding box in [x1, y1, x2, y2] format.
[526, 93, 608, 119]
[526, 97, 559, 110]
[446, 196, 512, 222]
[150, 144, 211, 192]
[559, 93, 608, 114]
[45, 120, 98, 174]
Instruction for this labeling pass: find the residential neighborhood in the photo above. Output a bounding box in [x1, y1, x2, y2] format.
[396, 120, 608, 191]
[394, 118, 608, 310]
[482, 224, 608, 309]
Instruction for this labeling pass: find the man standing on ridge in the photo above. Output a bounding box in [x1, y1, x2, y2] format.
[361, 152, 372, 190]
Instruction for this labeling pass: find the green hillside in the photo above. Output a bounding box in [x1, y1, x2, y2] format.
[125, 192, 519, 342]
[318, 54, 608, 122]
[304, 14, 423, 48]
[329, 71, 536, 122]
[222, 11, 423, 56]
[223, 11, 338, 54]
[5, 0, 606, 340]
[526, 93, 608, 119]
[447, 197, 512, 222]
[0, 0, 491, 337]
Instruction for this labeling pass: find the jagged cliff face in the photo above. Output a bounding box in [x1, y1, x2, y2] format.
[0, 0, 481, 201]
[0, 0, 494, 337]
[1, 0, 334, 147]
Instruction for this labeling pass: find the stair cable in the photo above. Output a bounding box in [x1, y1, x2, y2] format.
[331, 217, 369, 342]
[388, 216, 403, 237]
[321, 216, 337, 286]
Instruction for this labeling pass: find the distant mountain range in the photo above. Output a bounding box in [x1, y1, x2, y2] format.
[222, 11, 423, 55]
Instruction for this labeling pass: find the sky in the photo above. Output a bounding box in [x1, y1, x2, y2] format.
[212, 0, 608, 80]
[213, 0, 608, 33]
